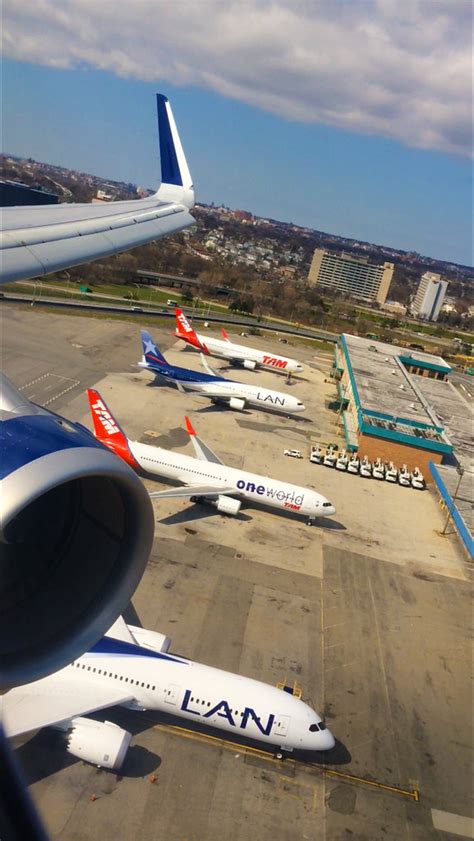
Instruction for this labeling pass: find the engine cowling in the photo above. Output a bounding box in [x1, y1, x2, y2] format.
[229, 397, 246, 411]
[66, 718, 131, 770]
[214, 495, 242, 516]
[0, 374, 154, 689]
[128, 626, 171, 653]
[243, 359, 256, 370]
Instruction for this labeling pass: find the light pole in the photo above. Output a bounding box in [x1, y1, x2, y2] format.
[441, 465, 465, 535]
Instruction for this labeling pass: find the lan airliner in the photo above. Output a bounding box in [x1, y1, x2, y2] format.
[3, 617, 335, 770]
[138, 331, 306, 415]
[174, 308, 304, 373]
[87, 389, 336, 523]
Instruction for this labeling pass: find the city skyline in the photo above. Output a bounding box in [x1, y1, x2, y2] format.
[1, 1, 472, 266]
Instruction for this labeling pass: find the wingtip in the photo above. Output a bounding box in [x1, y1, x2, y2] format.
[185, 416, 196, 436]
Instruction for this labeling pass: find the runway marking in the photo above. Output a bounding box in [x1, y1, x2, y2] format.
[431, 809, 474, 837]
[19, 373, 50, 390]
[43, 379, 80, 406]
[19, 372, 80, 407]
[152, 721, 420, 801]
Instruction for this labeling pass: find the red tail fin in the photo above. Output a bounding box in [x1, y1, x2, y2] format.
[87, 389, 138, 468]
[221, 327, 230, 341]
[175, 307, 204, 350]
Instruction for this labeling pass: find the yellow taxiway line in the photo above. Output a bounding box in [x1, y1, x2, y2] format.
[153, 721, 420, 802]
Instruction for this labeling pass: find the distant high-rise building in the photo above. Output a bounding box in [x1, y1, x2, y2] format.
[307, 248, 394, 304]
[411, 272, 448, 322]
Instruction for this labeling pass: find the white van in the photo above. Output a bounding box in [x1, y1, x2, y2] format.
[167, 299, 179, 307]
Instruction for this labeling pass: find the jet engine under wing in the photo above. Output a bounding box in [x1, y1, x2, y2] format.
[0, 94, 195, 284]
[2, 678, 133, 738]
[149, 484, 235, 500]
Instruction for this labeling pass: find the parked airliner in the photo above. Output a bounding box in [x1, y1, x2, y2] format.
[174, 308, 304, 373]
[87, 389, 336, 523]
[3, 617, 335, 769]
[138, 330, 305, 415]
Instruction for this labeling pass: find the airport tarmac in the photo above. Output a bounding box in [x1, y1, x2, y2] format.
[3, 306, 473, 841]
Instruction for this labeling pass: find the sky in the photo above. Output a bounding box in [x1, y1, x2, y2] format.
[1, 0, 472, 266]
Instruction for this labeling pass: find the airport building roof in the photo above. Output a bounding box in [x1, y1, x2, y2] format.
[337, 334, 457, 454]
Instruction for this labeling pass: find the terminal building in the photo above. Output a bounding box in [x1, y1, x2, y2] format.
[307, 248, 394, 305]
[333, 334, 456, 477]
[411, 272, 448, 321]
[333, 332, 473, 557]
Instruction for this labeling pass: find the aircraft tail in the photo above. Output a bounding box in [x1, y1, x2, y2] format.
[175, 308, 207, 352]
[141, 330, 169, 368]
[155, 94, 194, 209]
[87, 389, 138, 469]
[221, 327, 231, 341]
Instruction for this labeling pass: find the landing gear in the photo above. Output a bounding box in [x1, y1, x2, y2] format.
[275, 751, 285, 761]
[307, 518, 314, 527]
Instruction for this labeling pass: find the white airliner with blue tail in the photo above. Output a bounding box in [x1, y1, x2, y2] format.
[87, 389, 336, 523]
[3, 617, 335, 769]
[138, 331, 306, 415]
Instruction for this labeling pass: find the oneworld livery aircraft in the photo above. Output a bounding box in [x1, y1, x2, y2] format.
[139, 330, 305, 414]
[174, 308, 304, 373]
[2, 617, 335, 769]
[0, 94, 194, 284]
[87, 389, 336, 522]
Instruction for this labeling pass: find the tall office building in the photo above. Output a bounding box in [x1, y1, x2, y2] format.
[411, 272, 448, 322]
[307, 249, 394, 304]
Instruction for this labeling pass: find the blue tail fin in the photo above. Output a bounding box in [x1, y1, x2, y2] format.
[141, 330, 168, 367]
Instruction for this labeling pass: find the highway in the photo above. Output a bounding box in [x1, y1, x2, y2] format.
[0, 293, 339, 343]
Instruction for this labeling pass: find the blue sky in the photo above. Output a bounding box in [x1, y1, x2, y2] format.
[2, 0, 472, 267]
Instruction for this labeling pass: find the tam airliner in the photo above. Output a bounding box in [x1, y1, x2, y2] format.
[3, 617, 335, 770]
[87, 389, 336, 523]
[138, 330, 305, 415]
[175, 308, 304, 373]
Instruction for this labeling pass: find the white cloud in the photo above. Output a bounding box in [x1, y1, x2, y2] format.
[2, 0, 472, 156]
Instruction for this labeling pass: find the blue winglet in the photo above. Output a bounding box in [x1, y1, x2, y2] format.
[157, 94, 183, 187]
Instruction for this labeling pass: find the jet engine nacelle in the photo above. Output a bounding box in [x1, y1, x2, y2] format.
[229, 397, 246, 411]
[0, 374, 154, 690]
[127, 625, 171, 653]
[243, 359, 256, 370]
[214, 495, 242, 516]
[66, 717, 131, 770]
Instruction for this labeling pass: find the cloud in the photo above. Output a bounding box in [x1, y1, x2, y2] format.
[2, 0, 472, 156]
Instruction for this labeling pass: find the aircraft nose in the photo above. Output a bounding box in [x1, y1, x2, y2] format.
[319, 728, 336, 750]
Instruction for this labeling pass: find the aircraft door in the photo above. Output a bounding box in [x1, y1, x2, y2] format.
[274, 714, 291, 737]
[164, 684, 180, 705]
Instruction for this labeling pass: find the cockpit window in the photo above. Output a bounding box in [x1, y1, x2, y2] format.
[319, 722, 327, 730]
[309, 723, 320, 732]
[322, 502, 333, 507]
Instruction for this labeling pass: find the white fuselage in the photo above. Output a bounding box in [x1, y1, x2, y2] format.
[129, 440, 336, 519]
[60, 639, 335, 752]
[191, 333, 304, 374]
[138, 359, 305, 414]
[185, 378, 304, 413]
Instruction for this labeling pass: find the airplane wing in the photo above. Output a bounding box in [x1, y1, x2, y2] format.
[200, 353, 221, 377]
[2, 677, 133, 738]
[0, 94, 195, 285]
[149, 484, 235, 500]
[185, 415, 223, 464]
